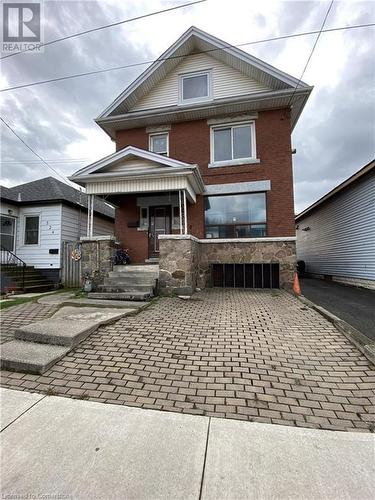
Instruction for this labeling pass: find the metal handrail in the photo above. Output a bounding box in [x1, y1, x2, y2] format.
[0, 245, 26, 289]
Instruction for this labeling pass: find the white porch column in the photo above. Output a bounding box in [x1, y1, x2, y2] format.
[183, 189, 188, 235]
[87, 194, 94, 237]
[178, 189, 183, 235]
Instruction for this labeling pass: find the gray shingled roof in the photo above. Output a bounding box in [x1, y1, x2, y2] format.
[0, 177, 114, 219]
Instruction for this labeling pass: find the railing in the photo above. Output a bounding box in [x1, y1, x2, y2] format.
[0, 246, 26, 289]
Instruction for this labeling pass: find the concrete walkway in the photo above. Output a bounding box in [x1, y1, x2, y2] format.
[1, 388, 374, 500]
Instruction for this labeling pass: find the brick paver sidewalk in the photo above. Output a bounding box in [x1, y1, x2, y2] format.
[1, 289, 374, 431]
[0, 302, 58, 344]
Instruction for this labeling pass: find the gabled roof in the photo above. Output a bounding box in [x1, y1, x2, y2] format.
[0, 177, 115, 219]
[295, 159, 375, 221]
[95, 27, 312, 138]
[69, 146, 205, 199]
[70, 145, 198, 179]
[99, 26, 309, 119]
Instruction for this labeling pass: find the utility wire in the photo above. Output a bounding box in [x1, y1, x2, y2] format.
[0, 0, 207, 60]
[1, 22, 373, 93]
[0, 158, 89, 164]
[287, 0, 334, 107]
[0, 116, 73, 185]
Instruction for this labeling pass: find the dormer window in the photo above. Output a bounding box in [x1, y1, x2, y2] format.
[149, 132, 169, 156]
[179, 70, 212, 105]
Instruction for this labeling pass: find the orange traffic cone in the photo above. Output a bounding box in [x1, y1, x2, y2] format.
[293, 272, 301, 295]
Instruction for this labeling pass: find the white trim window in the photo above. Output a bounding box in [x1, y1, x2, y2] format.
[210, 121, 257, 167]
[179, 70, 212, 105]
[149, 132, 169, 156]
[0, 215, 16, 252]
[24, 215, 40, 245]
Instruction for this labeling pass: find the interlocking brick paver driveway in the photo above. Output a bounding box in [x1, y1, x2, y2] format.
[1, 290, 374, 432]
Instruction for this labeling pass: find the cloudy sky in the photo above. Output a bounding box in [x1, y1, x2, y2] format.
[1, 0, 374, 213]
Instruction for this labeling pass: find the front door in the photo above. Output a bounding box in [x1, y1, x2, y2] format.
[149, 206, 171, 257]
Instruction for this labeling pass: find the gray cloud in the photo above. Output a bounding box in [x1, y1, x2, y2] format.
[1, 0, 374, 215]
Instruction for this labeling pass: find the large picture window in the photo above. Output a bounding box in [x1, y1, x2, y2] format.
[24, 215, 39, 245]
[211, 122, 256, 165]
[205, 192, 266, 239]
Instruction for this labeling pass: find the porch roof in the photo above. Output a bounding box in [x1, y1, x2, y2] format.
[69, 146, 205, 203]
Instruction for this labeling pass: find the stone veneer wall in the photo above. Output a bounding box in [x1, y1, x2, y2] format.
[80, 236, 116, 289]
[159, 235, 296, 294]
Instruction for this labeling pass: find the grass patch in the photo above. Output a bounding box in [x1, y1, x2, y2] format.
[0, 287, 81, 310]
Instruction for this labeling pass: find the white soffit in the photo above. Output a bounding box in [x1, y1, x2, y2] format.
[98, 26, 310, 119]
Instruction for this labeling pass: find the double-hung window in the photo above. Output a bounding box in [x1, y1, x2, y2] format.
[205, 192, 267, 239]
[149, 133, 168, 156]
[24, 215, 39, 245]
[211, 122, 256, 166]
[179, 70, 211, 105]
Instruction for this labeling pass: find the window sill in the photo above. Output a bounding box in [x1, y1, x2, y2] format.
[208, 158, 260, 168]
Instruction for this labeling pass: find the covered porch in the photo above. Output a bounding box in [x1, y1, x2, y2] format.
[70, 146, 205, 263]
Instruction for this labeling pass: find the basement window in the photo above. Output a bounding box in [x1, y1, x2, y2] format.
[179, 70, 212, 105]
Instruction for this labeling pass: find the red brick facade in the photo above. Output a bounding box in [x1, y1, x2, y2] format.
[114, 108, 295, 262]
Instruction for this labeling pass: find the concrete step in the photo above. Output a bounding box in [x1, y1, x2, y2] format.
[112, 265, 159, 274]
[104, 277, 157, 286]
[0, 341, 70, 374]
[61, 298, 148, 309]
[88, 292, 152, 301]
[15, 307, 130, 347]
[97, 285, 154, 294]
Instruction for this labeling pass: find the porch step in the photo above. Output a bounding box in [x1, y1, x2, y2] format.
[104, 277, 157, 286]
[112, 264, 159, 274]
[0, 341, 70, 374]
[96, 285, 154, 295]
[88, 292, 153, 301]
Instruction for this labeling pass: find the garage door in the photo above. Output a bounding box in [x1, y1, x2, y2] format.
[211, 263, 280, 289]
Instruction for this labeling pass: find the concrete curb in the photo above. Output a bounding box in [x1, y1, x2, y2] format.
[296, 294, 375, 366]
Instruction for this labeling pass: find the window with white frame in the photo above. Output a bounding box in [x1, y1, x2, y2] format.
[24, 215, 39, 245]
[179, 70, 211, 104]
[211, 122, 256, 164]
[149, 133, 169, 156]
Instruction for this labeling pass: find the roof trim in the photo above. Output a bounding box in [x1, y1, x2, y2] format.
[98, 26, 310, 119]
[295, 159, 375, 221]
[69, 145, 197, 179]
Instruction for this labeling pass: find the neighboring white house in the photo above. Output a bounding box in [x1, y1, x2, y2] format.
[296, 159, 375, 289]
[0, 177, 115, 286]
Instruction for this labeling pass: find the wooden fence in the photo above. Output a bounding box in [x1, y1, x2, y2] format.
[62, 241, 81, 288]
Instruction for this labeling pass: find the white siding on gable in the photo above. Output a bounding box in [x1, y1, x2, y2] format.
[104, 158, 163, 173]
[61, 204, 114, 241]
[15, 205, 62, 269]
[131, 53, 271, 112]
[296, 173, 375, 282]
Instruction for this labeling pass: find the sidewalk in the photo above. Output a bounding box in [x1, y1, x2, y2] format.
[1, 388, 374, 499]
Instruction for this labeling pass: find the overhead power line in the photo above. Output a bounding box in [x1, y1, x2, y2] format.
[1, 22, 373, 93]
[287, 0, 334, 107]
[0, 158, 89, 164]
[0, 0, 207, 60]
[0, 116, 74, 185]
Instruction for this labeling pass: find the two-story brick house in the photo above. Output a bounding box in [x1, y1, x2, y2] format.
[70, 27, 312, 295]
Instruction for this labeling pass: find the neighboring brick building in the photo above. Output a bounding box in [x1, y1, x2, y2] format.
[71, 27, 312, 293]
